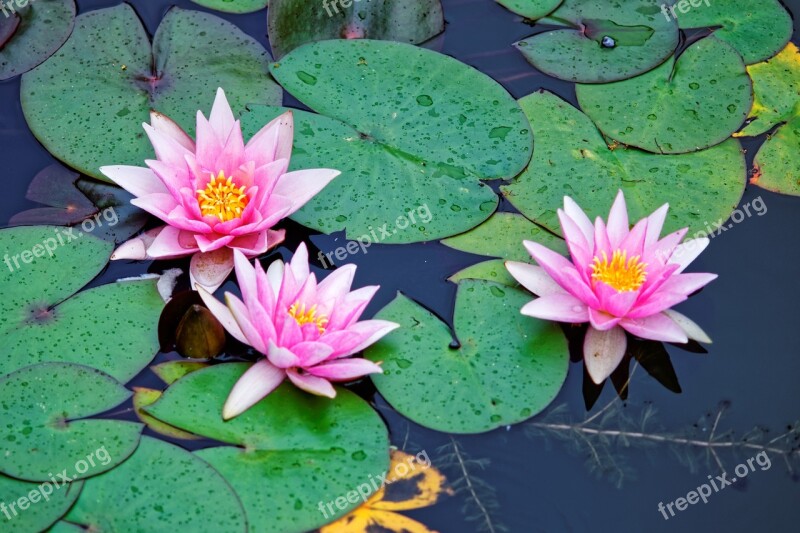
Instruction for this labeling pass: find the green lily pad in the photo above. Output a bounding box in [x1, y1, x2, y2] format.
[752, 112, 800, 196]
[515, 0, 679, 83]
[447, 259, 519, 286]
[0, 0, 75, 81]
[576, 36, 751, 153]
[0, 363, 142, 482]
[676, 0, 791, 64]
[21, 4, 281, 181]
[63, 436, 247, 532]
[366, 280, 569, 434]
[497, 0, 563, 19]
[268, 0, 444, 59]
[738, 43, 800, 138]
[132, 388, 200, 441]
[0, 226, 165, 381]
[191, 0, 268, 13]
[146, 364, 390, 532]
[501, 91, 746, 238]
[0, 473, 82, 532]
[151, 360, 209, 385]
[261, 39, 532, 242]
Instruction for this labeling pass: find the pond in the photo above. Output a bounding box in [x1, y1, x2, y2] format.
[0, 0, 799, 531]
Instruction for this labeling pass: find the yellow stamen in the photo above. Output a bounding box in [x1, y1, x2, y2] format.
[590, 250, 647, 292]
[196, 171, 249, 222]
[288, 302, 329, 334]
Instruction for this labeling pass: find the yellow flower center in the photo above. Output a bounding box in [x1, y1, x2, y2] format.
[590, 250, 647, 292]
[288, 302, 329, 334]
[197, 171, 249, 222]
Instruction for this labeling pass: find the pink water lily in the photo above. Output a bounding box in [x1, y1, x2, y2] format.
[506, 191, 716, 384]
[198, 243, 399, 420]
[100, 88, 339, 292]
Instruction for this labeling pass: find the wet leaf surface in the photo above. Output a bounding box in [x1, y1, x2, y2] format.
[191, 0, 268, 13]
[0, 473, 82, 532]
[496, 0, 563, 20]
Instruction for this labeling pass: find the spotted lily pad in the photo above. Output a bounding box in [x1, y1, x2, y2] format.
[0, 0, 75, 81]
[501, 91, 746, 237]
[676, 0, 791, 64]
[751, 112, 800, 196]
[497, 0, 563, 19]
[0, 363, 142, 482]
[515, 0, 679, 83]
[132, 388, 200, 441]
[146, 363, 391, 532]
[269, 0, 444, 58]
[738, 43, 800, 138]
[0, 473, 82, 532]
[576, 36, 751, 153]
[366, 280, 569, 433]
[21, 4, 281, 181]
[191, 0, 268, 13]
[259, 39, 531, 242]
[0, 226, 165, 381]
[63, 436, 247, 532]
[151, 360, 209, 385]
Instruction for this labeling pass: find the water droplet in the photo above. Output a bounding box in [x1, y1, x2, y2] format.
[489, 126, 512, 140]
[689, 82, 700, 90]
[647, 114, 657, 121]
[416, 95, 433, 106]
[601, 36, 616, 48]
[395, 358, 412, 369]
[296, 71, 317, 85]
[351, 450, 367, 461]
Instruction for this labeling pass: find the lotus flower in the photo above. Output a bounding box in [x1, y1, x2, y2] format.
[100, 88, 339, 292]
[199, 243, 399, 419]
[506, 191, 716, 384]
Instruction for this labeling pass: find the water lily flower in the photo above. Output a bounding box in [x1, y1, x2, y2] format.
[506, 191, 716, 384]
[198, 243, 399, 420]
[100, 88, 339, 292]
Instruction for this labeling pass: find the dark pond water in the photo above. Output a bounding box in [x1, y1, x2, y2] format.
[1, 0, 799, 531]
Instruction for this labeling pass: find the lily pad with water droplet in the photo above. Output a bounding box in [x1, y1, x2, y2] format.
[738, 43, 800, 138]
[0, 226, 165, 381]
[191, 0, 268, 13]
[676, 0, 791, 65]
[496, 0, 563, 19]
[501, 91, 746, 237]
[133, 388, 201, 441]
[0, 0, 75, 80]
[447, 259, 519, 286]
[259, 39, 531, 243]
[752, 113, 800, 196]
[514, 0, 679, 83]
[0, 363, 142, 482]
[21, 4, 281, 181]
[63, 436, 247, 532]
[576, 36, 751, 154]
[146, 363, 390, 532]
[0, 473, 82, 532]
[268, 0, 444, 59]
[366, 280, 569, 434]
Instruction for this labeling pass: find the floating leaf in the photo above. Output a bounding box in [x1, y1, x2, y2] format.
[174, 305, 226, 359]
[320, 449, 451, 533]
[151, 360, 209, 385]
[515, 0, 679, 83]
[268, 0, 444, 58]
[576, 37, 751, 153]
[259, 39, 532, 243]
[751, 113, 800, 196]
[496, 0, 563, 19]
[146, 363, 391, 532]
[0, 0, 75, 80]
[0, 473, 82, 532]
[21, 4, 281, 181]
[447, 259, 519, 286]
[63, 436, 247, 532]
[737, 43, 800, 137]
[366, 280, 569, 433]
[132, 388, 200, 440]
[0, 363, 142, 482]
[8, 163, 147, 244]
[0, 226, 165, 381]
[501, 91, 746, 237]
[676, 0, 791, 64]
[191, 0, 268, 13]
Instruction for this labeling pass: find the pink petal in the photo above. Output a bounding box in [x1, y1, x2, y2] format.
[190, 248, 234, 293]
[245, 111, 294, 167]
[195, 111, 225, 170]
[558, 208, 592, 268]
[522, 240, 593, 304]
[588, 307, 621, 330]
[645, 228, 688, 266]
[308, 358, 383, 381]
[620, 313, 688, 343]
[668, 237, 710, 274]
[520, 293, 589, 323]
[563, 195, 594, 248]
[251, 159, 289, 202]
[146, 226, 200, 259]
[592, 216, 612, 258]
[662, 309, 712, 344]
[230, 229, 284, 256]
[197, 286, 249, 345]
[130, 193, 179, 221]
[266, 259, 285, 299]
[225, 293, 269, 353]
[149, 110, 195, 152]
[99, 165, 168, 197]
[505, 262, 564, 296]
[325, 285, 379, 330]
[286, 368, 336, 398]
[273, 169, 340, 216]
[290, 242, 311, 283]
[267, 340, 301, 369]
[222, 360, 286, 420]
[328, 320, 400, 359]
[644, 203, 669, 246]
[291, 341, 335, 366]
[213, 120, 246, 176]
[316, 264, 357, 302]
[143, 123, 192, 170]
[594, 282, 638, 317]
[233, 250, 257, 306]
[111, 227, 163, 260]
[194, 233, 235, 253]
[209, 88, 236, 141]
[657, 272, 717, 297]
[628, 291, 688, 318]
[618, 218, 647, 258]
[606, 190, 629, 248]
[583, 325, 627, 384]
